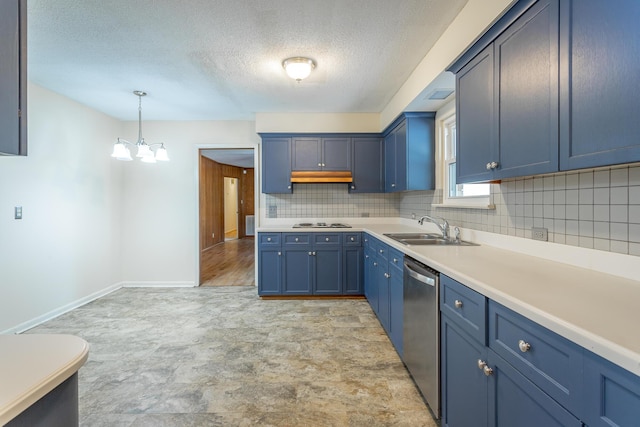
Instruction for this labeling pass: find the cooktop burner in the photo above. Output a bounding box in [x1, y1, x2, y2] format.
[292, 222, 352, 228]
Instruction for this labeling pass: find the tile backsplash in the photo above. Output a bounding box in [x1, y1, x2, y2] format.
[262, 165, 639, 257]
[264, 184, 400, 218]
[400, 164, 640, 257]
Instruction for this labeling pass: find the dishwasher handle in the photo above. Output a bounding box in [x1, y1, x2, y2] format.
[404, 261, 436, 287]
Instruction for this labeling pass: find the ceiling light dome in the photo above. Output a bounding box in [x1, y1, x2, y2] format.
[282, 57, 316, 82]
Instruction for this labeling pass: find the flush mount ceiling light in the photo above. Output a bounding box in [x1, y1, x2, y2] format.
[111, 91, 169, 163]
[282, 57, 316, 82]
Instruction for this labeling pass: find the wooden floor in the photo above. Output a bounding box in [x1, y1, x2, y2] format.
[200, 237, 255, 287]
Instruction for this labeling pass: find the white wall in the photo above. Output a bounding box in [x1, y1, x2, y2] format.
[0, 83, 123, 333]
[118, 120, 260, 285]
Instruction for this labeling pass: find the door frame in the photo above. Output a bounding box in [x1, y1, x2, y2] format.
[194, 143, 260, 286]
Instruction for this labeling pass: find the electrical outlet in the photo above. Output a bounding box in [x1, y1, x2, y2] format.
[14, 206, 22, 220]
[411, 213, 416, 219]
[361, 212, 370, 217]
[531, 227, 548, 241]
[268, 205, 277, 218]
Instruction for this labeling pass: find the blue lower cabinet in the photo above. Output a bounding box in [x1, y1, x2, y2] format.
[487, 349, 581, 427]
[364, 245, 379, 313]
[582, 351, 640, 427]
[441, 314, 488, 427]
[376, 262, 391, 334]
[343, 246, 363, 295]
[388, 264, 403, 357]
[282, 248, 313, 295]
[257, 248, 282, 295]
[313, 247, 342, 295]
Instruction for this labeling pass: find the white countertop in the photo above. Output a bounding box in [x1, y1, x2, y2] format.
[0, 334, 89, 425]
[257, 221, 640, 377]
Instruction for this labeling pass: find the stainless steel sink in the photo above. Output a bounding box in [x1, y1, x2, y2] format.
[383, 233, 479, 246]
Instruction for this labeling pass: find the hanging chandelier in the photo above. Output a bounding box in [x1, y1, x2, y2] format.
[111, 91, 169, 163]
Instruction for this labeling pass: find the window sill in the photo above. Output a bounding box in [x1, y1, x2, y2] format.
[432, 203, 496, 210]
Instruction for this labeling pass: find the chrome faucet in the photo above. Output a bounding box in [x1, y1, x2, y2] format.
[418, 215, 450, 240]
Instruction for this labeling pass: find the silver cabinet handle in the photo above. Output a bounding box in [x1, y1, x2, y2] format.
[518, 340, 531, 353]
[365, 255, 369, 259]
[267, 237, 272, 242]
[350, 237, 355, 241]
[483, 365, 494, 376]
[384, 272, 390, 279]
[373, 262, 378, 266]
[393, 258, 398, 263]
[478, 359, 487, 370]
[313, 251, 316, 255]
[491, 161, 499, 169]
[379, 249, 384, 254]
[295, 237, 299, 242]
[318, 162, 322, 166]
[454, 300, 463, 309]
[308, 251, 312, 256]
[287, 185, 291, 189]
[391, 183, 396, 187]
[486, 162, 492, 170]
[351, 185, 355, 189]
[325, 237, 329, 242]
[278, 251, 281, 256]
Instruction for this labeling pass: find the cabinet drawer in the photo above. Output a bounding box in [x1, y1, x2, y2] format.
[342, 232, 362, 246]
[282, 233, 311, 246]
[388, 247, 403, 271]
[440, 275, 486, 344]
[375, 241, 389, 261]
[488, 301, 583, 414]
[259, 233, 281, 246]
[313, 233, 341, 246]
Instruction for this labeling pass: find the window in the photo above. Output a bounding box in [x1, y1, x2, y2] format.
[440, 112, 491, 207]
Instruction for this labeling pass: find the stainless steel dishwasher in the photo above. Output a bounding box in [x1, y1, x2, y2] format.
[403, 256, 440, 418]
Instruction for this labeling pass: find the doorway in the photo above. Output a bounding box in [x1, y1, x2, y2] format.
[198, 148, 256, 286]
[224, 177, 239, 240]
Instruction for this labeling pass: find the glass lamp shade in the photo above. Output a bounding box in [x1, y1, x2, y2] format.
[283, 57, 315, 81]
[136, 142, 153, 158]
[111, 141, 133, 161]
[155, 145, 170, 161]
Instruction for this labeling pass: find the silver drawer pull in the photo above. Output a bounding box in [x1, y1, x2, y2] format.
[454, 300, 463, 309]
[483, 365, 494, 376]
[350, 237, 355, 241]
[518, 340, 531, 353]
[384, 273, 390, 278]
[308, 251, 312, 256]
[379, 249, 384, 254]
[373, 262, 378, 266]
[267, 237, 272, 242]
[278, 251, 281, 256]
[478, 359, 487, 370]
[325, 237, 329, 242]
[393, 258, 398, 263]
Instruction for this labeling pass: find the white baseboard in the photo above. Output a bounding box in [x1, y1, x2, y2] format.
[3, 282, 123, 335]
[122, 281, 197, 288]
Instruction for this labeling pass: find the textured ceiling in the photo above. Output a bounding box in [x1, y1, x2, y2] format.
[27, 0, 467, 121]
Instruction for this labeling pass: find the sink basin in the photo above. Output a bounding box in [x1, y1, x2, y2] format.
[383, 233, 479, 247]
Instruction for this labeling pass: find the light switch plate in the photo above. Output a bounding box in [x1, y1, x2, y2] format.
[15, 206, 22, 220]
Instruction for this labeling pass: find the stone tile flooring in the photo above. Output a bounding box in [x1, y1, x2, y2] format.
[27, 286, 437, 426]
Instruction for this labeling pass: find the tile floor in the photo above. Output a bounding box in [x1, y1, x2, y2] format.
[27, 286, 437, 426]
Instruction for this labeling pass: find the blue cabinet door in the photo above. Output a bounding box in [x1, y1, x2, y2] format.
[392, 122, 408, 192]
[350, 137, 384, 193]
[559, 0, 640, 170]
[494, 0, 559, 179]
[487, 350, 582, 427]
[441, 315, 488, 427]
[313, 247, 342, 295]
[456, 45, 496, 184]
[261, 138, 292, 193]
[343, 246, 363, 295]
[384, 132, 397, 192]
[388, 265, 403, 357]
[364, 246, 376, 306]
[282, 249, 312, 294]
[292, 137, 321, 171]
[368, 252, 381, 315]
[582, 351, 640, 427]
[322, 137, 351, 171]
[257, 248, 282, 295]
[0, 0, 26, 156]
[377, 262, 391, 334]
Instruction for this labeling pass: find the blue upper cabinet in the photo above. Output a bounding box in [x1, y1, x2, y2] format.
[350, 137, 384, 193]
[261, 137, 292, 194]
[456, 45, 496, 184]
[291, 137, 351, 171]
[559, 0, 640, 170]
[0, 0, 27, 156]
[494, 0, 559, 178]
[454, 0, 559, 183]
[384, 113, 435, 192]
